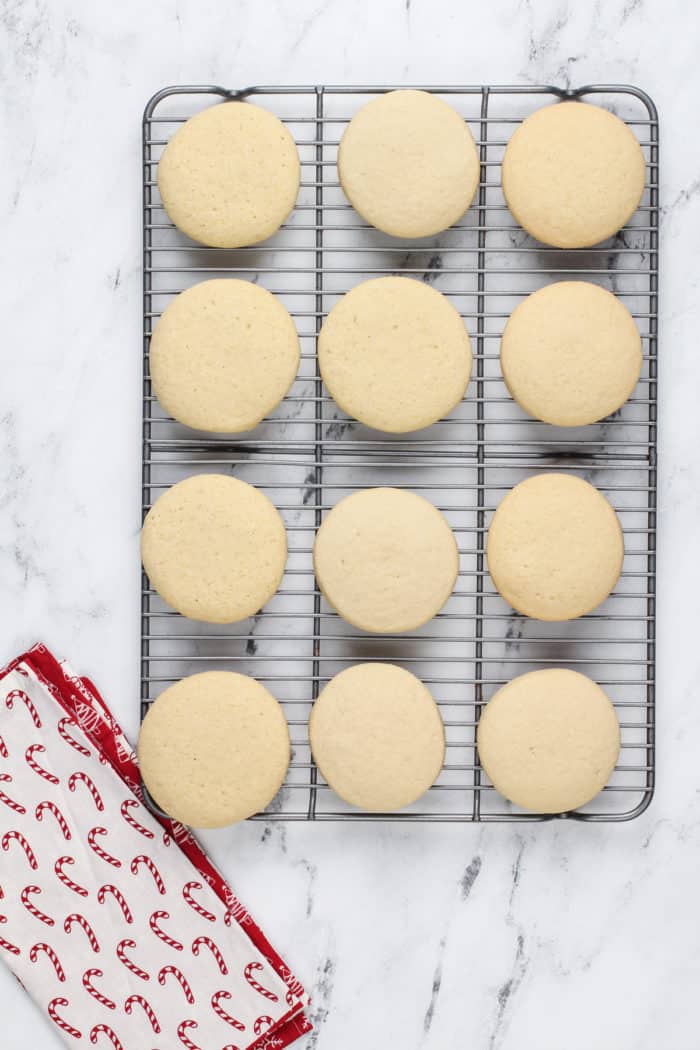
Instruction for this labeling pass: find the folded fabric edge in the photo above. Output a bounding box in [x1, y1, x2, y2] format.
[1, 642, 312, 1049]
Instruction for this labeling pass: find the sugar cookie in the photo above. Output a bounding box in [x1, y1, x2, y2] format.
[138, 671, 290, 827]
[502, 101, 645, 248]
[477, 669, 620, 813]
[141, 474, 287, 623]
[157, 101, 300, 247]
[309, 663, 445, 811]
[486, 473, 623, 620]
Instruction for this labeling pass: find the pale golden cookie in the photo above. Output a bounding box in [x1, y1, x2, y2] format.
[138, 671, 290, 827]
[502, 101, 645, 248]
[141, 474, 287, 623]
[157, 101, 300, 247]
[487, 473, 623, 620]
[150, 279, 300, 433]
[477, 669, 620, 813]
[314, 487, 459, 633]
[309, 663, 445, 811]
[338, 89, 480, 237]
[501, 281, 642, 426]
[318, 276, 472, 433]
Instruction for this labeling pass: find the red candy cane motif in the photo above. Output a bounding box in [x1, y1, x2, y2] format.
[0, 935, 21, 955]
[88, 827, 122, 868]
[83, 968, 116, 1010]
[30, 942, 66, 981]
[21, 885, 54, 926]
[0, 773, 26, 815]
[90, 1023, 124, 1050]
[25, 743, 59, 784]
[244, 961, 280, 1003]
[120, 799, 154, 839]
[158, 965, 195, 1004]
[54, 856, 88, 896]
[48, 997, 81, 1041]
[0, 733, 8, 758]
[254, 1015, 275, 1036]
[6, 689, 42, 728]
[222, 1045, 241, 1050]
[3, 830, 38, 869]
[35, 800, 71, 840]
[69, 770, 104, 811]
[130, 854, 165, 894]
[116, 938, 149, 981]
[183, 880, 216, 922]
[97, 884, 133, 924]
[64, 913, 100, 953]
[192, 935, 228, 975]
[177, 1019, 204, 1050]
[211, 990, 246, 1032]
[57, 716, 92, 758]
[125, 994, 161, 1033]
[149, 909, 184, 951]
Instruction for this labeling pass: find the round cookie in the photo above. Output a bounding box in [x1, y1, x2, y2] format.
[309, 663, 445, 811]
[142, 474, 287, 623]
[157, 101, 300, 247]
[501, 281, 642, 426]
[138, 671, 290, 827]
[319, 277, 472, 433]
[150, 280, 300, 433]
[338, 89, 480, 238]
[486, 473, 623, 621]
[314, 487, 459, 633]
[477, 669, 621, 813]
[502, 101, 645, 248]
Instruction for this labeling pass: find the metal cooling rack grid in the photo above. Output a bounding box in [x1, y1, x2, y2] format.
[141, 83, 658, 822]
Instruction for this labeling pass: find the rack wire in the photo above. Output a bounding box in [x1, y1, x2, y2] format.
[141, 83, 658, 822]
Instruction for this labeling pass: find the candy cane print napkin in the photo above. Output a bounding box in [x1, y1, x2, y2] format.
[0, 644, 311, 1050]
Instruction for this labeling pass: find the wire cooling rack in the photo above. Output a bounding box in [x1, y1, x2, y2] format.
[141, 83, 658, 823]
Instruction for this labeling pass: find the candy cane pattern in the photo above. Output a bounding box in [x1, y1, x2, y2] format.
[177, 1019, 204, 1050]
[116, 938, 149, 981]
[0, 935, 20, 955]
[192, 935, 228, 975]
[244, 961, 280, 1003]
[149, 909, 183, 951]
[21, 885, 54, 926]
[0, 733, 8, 758]
[55, 855, 88, 896]
[35, 799, 71, 840]
[120, 798, 154, 839]
[48, 997, 81, 1041]
[3, 830, 38, 869]
[254, 1015, 275, 1036]
[158, 964, 195, 1004]
[0, 773, 26, 815]
[89, 1023, 124, 1049]
[97, 884, 133, 924]
[5, 688, 42, 728]
[25, 743, 59, 784]
[68, 770, 104, 811]
[64, 913, 100, 953]
[88, 827, 122, 868]
[211, 990, 246, 1032]
[130, 854, 165, 894]
[125, 994, 161, 1033]
[30, 942, 66, 981]
[183, 880, 216, 923]
[83, 968, 116, 1010]
[57, 716, 92, 758]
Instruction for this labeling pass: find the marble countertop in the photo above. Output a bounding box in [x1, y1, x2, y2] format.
[2, 0, 699, 1047]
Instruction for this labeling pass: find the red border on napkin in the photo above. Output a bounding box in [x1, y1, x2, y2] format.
[1, 643, 312, 1050]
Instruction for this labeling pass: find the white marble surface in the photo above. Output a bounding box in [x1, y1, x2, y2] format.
[1, 0, 699, 1047]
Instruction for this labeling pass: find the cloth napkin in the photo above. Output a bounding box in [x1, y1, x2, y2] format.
[0, 643, 311, 1050]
